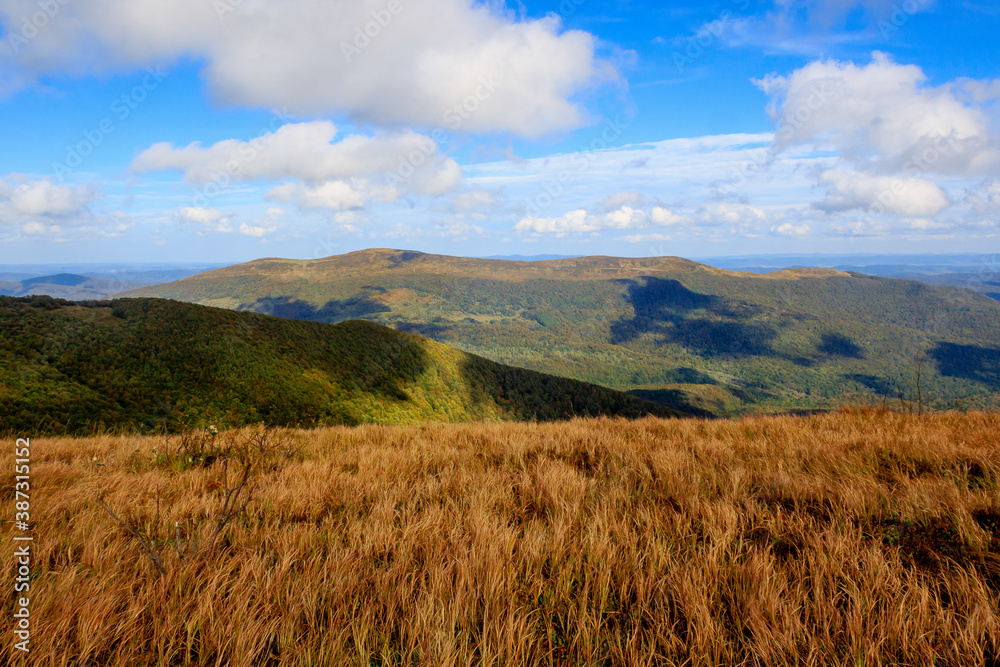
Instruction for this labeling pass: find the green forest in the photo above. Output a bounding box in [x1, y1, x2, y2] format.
[125, 250, 1000, 416]
[0, 296, 676, 435]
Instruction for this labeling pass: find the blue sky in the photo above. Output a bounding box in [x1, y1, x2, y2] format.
[0, 0, 998, 264]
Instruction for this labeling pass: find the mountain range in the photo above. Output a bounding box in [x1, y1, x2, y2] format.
[122, 249, 1000, 417]
[0, 273, 151, 300]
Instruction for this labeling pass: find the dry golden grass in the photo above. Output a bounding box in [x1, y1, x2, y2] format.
[4, 409, 1000, 666]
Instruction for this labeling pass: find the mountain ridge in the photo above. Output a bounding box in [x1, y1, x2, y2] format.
[0, 295, 679, 435]
[121, 249, 1000, 416]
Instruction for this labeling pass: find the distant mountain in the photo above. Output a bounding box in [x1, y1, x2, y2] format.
[0, 296, 676, 435]
[0, 273, 150, 300]
[696, 253, 996, 272]
[484, 254, 581, 261]
[122, 249, 1000, 416]
[884, 272, 1000, 302]
[698, 254, 1000, 300]
[0, 264, 226, 300]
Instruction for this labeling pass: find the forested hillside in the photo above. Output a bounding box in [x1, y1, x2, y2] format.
[0, 296, 674, 435]
[124, 250, 1000, 416]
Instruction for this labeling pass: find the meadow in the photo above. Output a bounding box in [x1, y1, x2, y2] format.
[4, 409, 1000, 666]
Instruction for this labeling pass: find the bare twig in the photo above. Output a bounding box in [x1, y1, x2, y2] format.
[96, 497, 167, 575]
[99, 427, 281, 575]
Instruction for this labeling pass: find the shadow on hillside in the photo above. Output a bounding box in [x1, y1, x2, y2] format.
[457, 355, 677, 422]
[609, 277, 777, 357]
[929, 342, 1000, 390]
[626, 388, 716, 418]
[239, 295, 390, 324]
[818, 332, 865, 359]
[22, 273, 90, 287]
[395, 321, 459, 340]
[326, 321, 433, 405]
[844, 373, 898, 395]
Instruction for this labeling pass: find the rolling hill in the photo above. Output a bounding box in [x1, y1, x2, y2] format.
[122, 249, 1000, 416]
[0, 296, 676, 435]
[0, 273, 150, 300]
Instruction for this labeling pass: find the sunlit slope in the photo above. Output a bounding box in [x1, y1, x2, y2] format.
[0, 296, 676, 435]
[124, 249, 1000, 415]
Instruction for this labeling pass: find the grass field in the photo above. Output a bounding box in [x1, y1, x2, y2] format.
[5, 410, 1000, 666]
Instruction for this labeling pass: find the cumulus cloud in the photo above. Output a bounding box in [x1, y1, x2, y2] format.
[239, 207, 285, 238]
[755, 53, 1000, 175]
[650, 206, 686, 226]
[177, 206, 233, 234]
[239, 222, 275, 238]
[815, 169, 951, 216]
[750, 53, 1000, 226]
[696, 202, 769, 226]
[514, 205, 687, 236]
[0, 176, 136, 242]
[771, 222, 812, 237]
[0, 0, 612, 136]
[131, 121, 463, 211]
[267, 180, 397, 212]
[0, 177, 95, 224]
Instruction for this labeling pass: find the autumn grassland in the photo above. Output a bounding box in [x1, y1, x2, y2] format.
[4, 410, 1000, 666]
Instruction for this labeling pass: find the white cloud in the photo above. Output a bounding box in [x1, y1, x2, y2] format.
[596, 191, 645, 212]
[239, 207, 284, 237]
[267, 180, 396, 212]
[755, 53, 1000, 176]
[904, 218, 949, 231]
[21, 221, 61, 236]
[696, 202, 769, 226]
[691, 1, 934, 56]
[816, 169, 951, 216]
[239, 222, 276, 238]
[515, 209, 590, 235]
[771, 222, 812, 237]
[0, 0, 612, 136]
[433, 221, 486, 239]
[452, 189, 499, 212]
[623, 232, 672, 243]
[514, 205, 689, 236]
[0, 176, 139, 243]
[450, 187, 504, 221]
[132, 121, 463, 211]
[177, 206, 233, 234]
[651, 206, 685, 226]
[0, 176, 95, 225]
[966, 179, 1000, 213]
